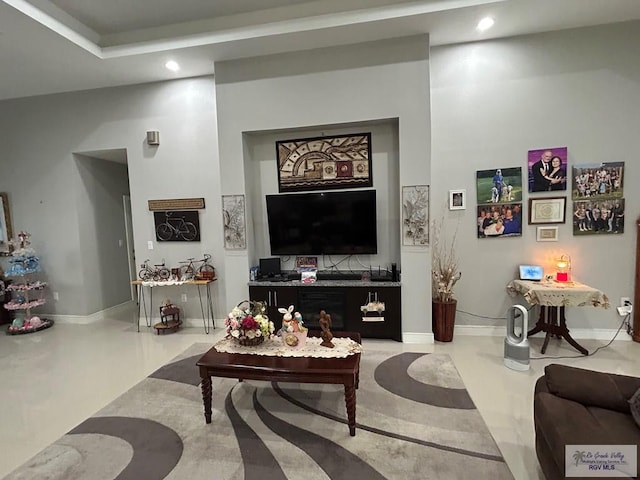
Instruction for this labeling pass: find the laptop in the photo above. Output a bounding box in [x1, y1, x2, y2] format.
[519, 265, 544, 281]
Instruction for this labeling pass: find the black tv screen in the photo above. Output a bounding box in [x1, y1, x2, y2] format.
[266, 190, 378, 255]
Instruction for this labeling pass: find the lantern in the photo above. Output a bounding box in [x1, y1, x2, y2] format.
[556, 254, 571, 282]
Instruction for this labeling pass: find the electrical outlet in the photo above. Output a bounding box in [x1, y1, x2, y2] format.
[53, 292, 59, 301]
[181, 294, 187, 302]
[621, 297, 630, 308]
[147, 241, 154, 250]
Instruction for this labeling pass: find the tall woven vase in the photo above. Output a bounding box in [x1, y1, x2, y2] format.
[432, 299, 457, 342]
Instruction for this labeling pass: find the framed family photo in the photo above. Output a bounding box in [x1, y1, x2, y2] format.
[449, 189, 466, 210]
[528, 197, 566, 224]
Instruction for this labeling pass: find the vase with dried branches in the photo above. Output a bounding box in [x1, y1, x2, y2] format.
[431, 216, 462, 341]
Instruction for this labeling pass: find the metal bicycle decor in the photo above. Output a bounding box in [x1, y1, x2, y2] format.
[154, 210, 200, 242]
[276, 132, 372, 192]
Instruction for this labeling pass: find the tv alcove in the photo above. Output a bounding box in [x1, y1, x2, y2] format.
[248, 279, 401, 341]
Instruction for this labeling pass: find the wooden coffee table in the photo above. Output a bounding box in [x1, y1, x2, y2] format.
[197, 331, 361, 436]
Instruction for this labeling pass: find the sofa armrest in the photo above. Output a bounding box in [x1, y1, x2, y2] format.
[543, 364, 640, 414]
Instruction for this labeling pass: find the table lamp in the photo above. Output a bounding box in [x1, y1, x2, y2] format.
[556, 254, 571, 282]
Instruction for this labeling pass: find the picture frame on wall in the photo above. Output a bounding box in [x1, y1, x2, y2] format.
[276, 133, 372, 192]
[402, 185, 429, 246]
[527, 146, 568, 192]
[475, 167, 522, 205]
[154, 210, 201, 242]
[536, 226, 559, 242]
[222, 194, 247, 250]
[448, 189, 466, 210]
[0, 192, 14, 255]
[528, 197, 566, 224]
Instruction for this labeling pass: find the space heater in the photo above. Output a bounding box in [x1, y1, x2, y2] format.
[504, 305, 530, 371]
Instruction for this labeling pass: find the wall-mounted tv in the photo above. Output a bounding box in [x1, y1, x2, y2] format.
[266, 190, 378, 255]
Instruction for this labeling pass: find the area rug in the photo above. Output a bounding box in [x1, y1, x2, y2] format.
[5, 344, 513, 479]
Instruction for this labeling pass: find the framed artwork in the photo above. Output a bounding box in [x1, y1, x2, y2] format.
[527, 146, 568, 192]
[572, 198, 625, 236]
[449, 189, 466, 210]
[402, 185, 429, 246]
[222, 194, 247, 250]
[476, 167, 522, 205]
[571, 162, 624, 200]
[0, 192, 13, 255]
[154, 210, 201, 241]
[536, 226, 559, 242]
[276, 132, 372, 192]
[477, 203, 522, 238]
[528, 197, 566, 224]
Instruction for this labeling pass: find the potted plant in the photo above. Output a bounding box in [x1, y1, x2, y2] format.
[431, 217, 462, 342]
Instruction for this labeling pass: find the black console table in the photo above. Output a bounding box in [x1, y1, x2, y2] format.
[248, 280, 401, 341]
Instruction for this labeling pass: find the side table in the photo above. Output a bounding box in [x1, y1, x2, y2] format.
[507, 279, 609, 355]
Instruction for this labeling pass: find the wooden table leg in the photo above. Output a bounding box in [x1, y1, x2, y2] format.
[201, 375, 212, 424]
[557, 307, 589, 355]
[527, 306, 546, 337]
[344, 382, 356, 436]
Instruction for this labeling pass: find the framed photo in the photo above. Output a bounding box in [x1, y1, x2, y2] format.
[571, 162, 624, 200]
[573, 198, 625, 236]
[475, 167, 522, 205]
[402, 185, 429, 246]
[276, 132, 372, 192]
[0, 192, 14, 255]
[527, 146, 568, 192]
[528, 197, 566, 224]
[449, 189, 466, 210]
[222, 194, 247, 249]
[536, 226, 559, 242]
[477, 203, 522, 239]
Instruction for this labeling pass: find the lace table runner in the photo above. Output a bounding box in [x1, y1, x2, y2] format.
[214, 336, 363, 358]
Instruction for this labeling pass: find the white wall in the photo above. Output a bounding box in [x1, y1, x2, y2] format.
[215, 35, 432, 339]
[0, 77, 224, 319]
[431, 21, 640, 332]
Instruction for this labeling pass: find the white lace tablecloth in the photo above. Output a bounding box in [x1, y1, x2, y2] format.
[141, 280, 189, 287]
[214, 336, 363, 358]
[507, 279, 609, 308]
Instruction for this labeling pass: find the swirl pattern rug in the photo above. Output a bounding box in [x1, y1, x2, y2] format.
[5, 344, 513, 479]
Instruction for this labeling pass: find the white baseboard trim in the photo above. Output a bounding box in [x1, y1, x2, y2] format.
[44, 301, 137, 324]
[454, 325, 633, 341]
[402, 332, 434, 344]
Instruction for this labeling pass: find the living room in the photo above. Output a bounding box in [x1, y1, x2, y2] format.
[1, 1, 639, 479]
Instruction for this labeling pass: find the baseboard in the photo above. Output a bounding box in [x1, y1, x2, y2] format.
[44, 301, 136, 324]
[454, 325, 633, 341]
[402, 332, 434, 344]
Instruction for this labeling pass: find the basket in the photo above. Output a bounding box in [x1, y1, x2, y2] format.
[237, 334, 265, 347]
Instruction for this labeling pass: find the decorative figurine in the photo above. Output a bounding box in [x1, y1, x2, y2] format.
[280, 305, 307, 348]
[319, 310, 334, 348]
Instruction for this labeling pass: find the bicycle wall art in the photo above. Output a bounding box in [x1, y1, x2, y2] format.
[154, 210, 201, 242]
[222, 194, 246, 250]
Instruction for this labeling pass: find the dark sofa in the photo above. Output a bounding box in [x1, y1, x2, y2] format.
[534, 364, 640, 480]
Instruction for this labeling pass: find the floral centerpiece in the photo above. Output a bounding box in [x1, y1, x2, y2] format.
[225, 300, 275, 346]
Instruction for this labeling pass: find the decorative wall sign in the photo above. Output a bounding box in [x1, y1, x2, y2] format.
[536, 226, 559, 242]
[402, 185, 429, 246]
[276, 133, 372, 192]
[222, 195, 246, 250]
[527, 147, 568, 192]
[148, 198, 205, 211]
[571, 162, 624, 200]
[154, 211, 200, 241]
[476, 167, 522, 205]
[0, 192, 13, 255]
[572, 198, 625, 236]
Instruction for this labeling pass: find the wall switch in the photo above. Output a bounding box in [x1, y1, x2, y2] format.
[181, 294, 188, 302]
[147, 241, 154, 250]
[53, 292, 59, 301]
[118, 239, 123, 247]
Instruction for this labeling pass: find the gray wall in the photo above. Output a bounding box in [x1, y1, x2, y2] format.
[430, 21, 640, 332]
[215, 35, 432, 340]
[0, 77, 224, 318]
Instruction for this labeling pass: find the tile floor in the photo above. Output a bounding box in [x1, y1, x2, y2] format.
[1, 307, 638, 479]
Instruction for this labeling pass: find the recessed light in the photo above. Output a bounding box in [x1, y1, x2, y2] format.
[165, 60, 180, 72]
[477, 17, 495, 32]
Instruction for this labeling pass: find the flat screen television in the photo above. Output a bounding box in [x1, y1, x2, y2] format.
[266, 190, 378, 255]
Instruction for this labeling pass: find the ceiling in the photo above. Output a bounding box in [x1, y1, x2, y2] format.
[1, 0, 640, 101]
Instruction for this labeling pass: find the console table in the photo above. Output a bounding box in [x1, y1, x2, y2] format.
[248, 280, 401, 341]
[507, 279, 609, 355]
[132, 279, 216, 333]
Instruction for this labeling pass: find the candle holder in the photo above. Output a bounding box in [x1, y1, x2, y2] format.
[556, 254, 571, 282]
